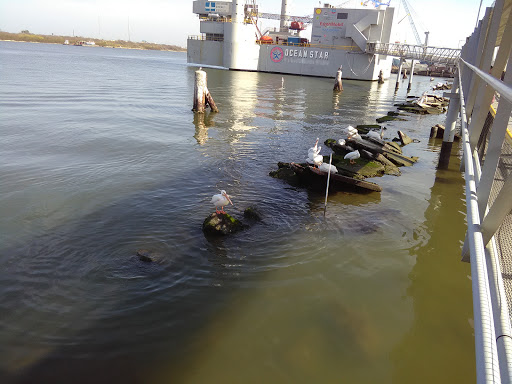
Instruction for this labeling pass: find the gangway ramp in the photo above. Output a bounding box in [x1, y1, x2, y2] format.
[366, 42, 460, 65]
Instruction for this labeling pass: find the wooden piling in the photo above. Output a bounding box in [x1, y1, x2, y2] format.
[378, 70, 384, 84]
[193, 68, 218, 113]
[333, 65, 343, 91]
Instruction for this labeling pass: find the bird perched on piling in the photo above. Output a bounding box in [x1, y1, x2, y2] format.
[341, 125, 361, 141]
[308, 138, 321, 158]
[344, 149, 360, 164]
[211, 190, 233, 214]
[307, 138, 323, 167]
[367, 126, 384, 140]
[307, 153, 323, 167]
[319, 163, 338, 174]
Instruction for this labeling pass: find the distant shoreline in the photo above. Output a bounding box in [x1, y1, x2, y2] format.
[0, 31, 186, 52]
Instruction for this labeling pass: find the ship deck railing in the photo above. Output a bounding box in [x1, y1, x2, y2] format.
[256, 41, 361, 51]
[452, 0, 512, 382]
[188, 35, 225, 42]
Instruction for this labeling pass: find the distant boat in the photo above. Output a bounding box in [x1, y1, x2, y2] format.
[63, 40, 69, 45]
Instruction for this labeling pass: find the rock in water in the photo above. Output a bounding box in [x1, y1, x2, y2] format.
[203, 212, 244, 236]
[244, 207, 262, 221]
[137, 249, 155, 262]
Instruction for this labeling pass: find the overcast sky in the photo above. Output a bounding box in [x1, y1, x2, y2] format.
[0, 0, 496, 48]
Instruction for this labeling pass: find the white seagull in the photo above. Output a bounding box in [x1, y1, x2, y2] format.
[367, 126, 384, 140]
[308, 138, 321, 158]
[342, 125, 361, 141]
[319, 163, 338, 174]
[307, 138, 323, 167]
[211, 190, 233, 214]
[306, 153, 323, 167]
[344, 149, 360, 164]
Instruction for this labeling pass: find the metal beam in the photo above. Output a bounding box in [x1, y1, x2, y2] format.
[482, 176, 512, 247]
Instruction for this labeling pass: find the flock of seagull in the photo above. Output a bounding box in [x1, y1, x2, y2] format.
[307, 125, 367, 170]
[211, 126, 384, 214]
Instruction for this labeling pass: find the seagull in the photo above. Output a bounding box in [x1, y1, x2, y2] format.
[344, 149, 360, 164]
[308, 138, 321, 158]
[319, 163, 338, 174]
[342, 125, 361, 140]
[211, 190, 233, 214]
[367, 126, 384, 140]
[306, 153, 323, 167]
[306, 138, 323, 167]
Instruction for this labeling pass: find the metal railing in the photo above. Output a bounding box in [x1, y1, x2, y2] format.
[256, 41, 360, 51]
[188, 35, 225, 42]
[366, 42, 461, 65]
[451, 0, 512, 382]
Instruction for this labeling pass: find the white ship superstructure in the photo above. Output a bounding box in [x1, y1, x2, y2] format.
[187, 0, 395, 81]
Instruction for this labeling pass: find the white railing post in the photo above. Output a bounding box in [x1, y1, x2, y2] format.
[467, 7, 492, 116]
[466, 0, 506, 148]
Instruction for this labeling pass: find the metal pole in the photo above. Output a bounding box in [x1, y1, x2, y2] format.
[324, 153, 332, 216]
[407, 59, 415, 91]
[395, 59, 403, 90]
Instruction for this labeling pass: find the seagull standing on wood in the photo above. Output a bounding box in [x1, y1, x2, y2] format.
[307, 138, 323, 167]
[367, 126, 384, 140]
[342, 125, 362, 140]
[344, 149, 360, 164]
[211, 190, 233, 214]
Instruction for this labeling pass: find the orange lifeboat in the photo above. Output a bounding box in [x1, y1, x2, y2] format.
[259, 35, 273, 44]
[290, 21, 305, 30]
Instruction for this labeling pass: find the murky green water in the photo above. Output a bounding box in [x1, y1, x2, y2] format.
[0, 41, 474, 383]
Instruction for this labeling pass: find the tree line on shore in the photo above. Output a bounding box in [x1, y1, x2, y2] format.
[0, 30, 185, 51]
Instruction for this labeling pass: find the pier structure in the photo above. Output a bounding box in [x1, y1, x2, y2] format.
[366, 42, 461, 89]
[442, 0, 512, 381]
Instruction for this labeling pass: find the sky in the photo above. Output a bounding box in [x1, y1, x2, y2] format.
[0, 0, 496, 49]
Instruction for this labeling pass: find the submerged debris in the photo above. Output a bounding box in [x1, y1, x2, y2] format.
[396, 94, 449, 114]
[430, 123, 461, 141]
[433, 82, 452, 91]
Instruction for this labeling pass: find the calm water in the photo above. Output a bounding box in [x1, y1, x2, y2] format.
[0, 41, 474, 383]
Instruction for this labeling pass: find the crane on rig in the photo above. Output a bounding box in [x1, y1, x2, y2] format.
[399, 0, 427, 46]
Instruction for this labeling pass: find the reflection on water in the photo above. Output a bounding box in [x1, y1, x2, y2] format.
[193, 111, 216, 145]
[0, 41, 473, 383]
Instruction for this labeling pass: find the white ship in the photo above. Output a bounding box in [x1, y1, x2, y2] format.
[187, 0, 395, 81]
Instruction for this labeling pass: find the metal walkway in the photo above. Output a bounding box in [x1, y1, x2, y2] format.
[442, 0, 512, 382]
[366, 42, 460, 65]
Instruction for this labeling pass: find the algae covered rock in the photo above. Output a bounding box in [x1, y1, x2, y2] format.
[203, 212, 244, 236]
[269, 162, 299, 185]
[244, 206, 262, 221]
[136, 249, 164, 263]
[376, 115, 406, 123]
